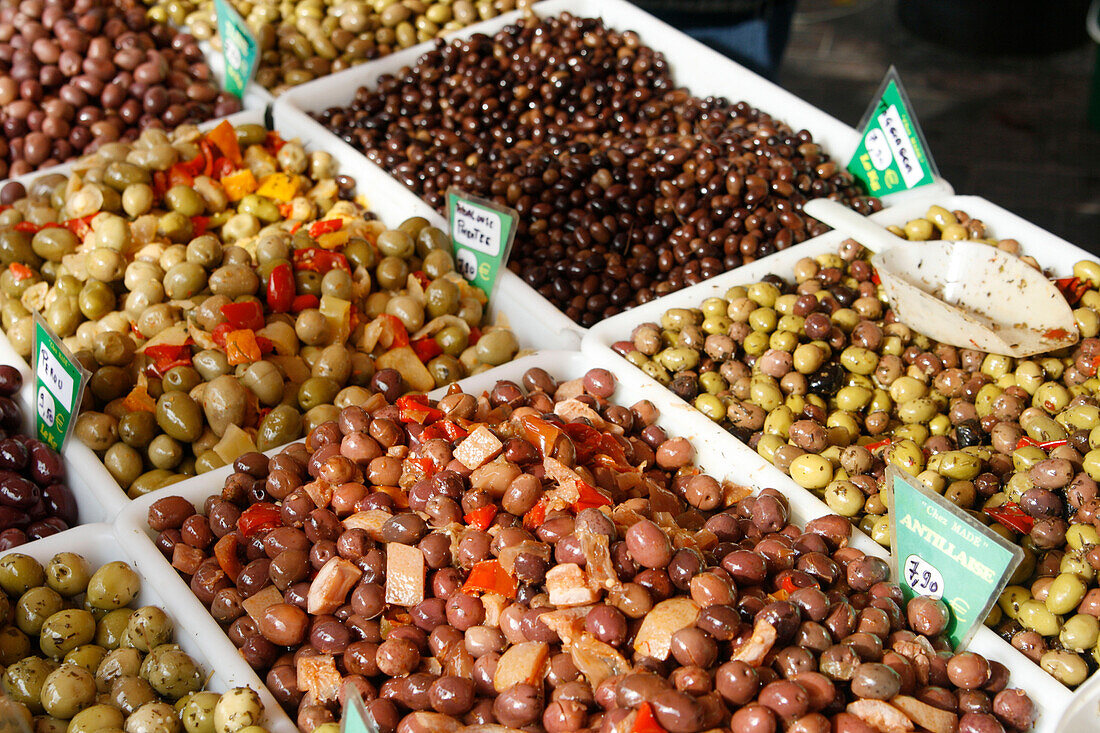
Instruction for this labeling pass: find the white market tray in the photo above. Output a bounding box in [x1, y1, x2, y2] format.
[271, 0, 954, 350]
[581, 195, 1094, 716]
[0, 523, 282, 718]
[0, 110, 270, 524]
[114, 349, 1066, 732]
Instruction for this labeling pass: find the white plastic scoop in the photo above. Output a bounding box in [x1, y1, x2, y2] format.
[803, 199, 1079, 358]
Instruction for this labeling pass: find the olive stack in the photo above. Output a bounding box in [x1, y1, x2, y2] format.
[0, 549, 267, 731]
[146, 0, 518, 94]
[611, 204, 1100, 687]
[0, 365, 76, 549]
[314, 12, 879, 327]
[0, 119, 519, 500]
[0, 0, 239, 178]
[148, 367, 1038, 732]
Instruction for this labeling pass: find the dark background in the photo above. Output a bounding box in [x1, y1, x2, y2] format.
[777, 0, 1100, 255]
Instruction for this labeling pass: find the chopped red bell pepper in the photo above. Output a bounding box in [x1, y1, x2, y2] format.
[191, 216, 210, 237]
[631, 703, 667, 733]
[8, 263, 34, 282]
[14, 221, 40, 233]
[198, 139, 217, 178]
[412, 336, 443, 363]
[464, 505, 497, 531]
[468, 326, 482, 345]
[984, 502, 1034, 535]
[61, 214, 96, 239]
[521, 414, 561, 458]
[211, 322, 235, 348]
[572, 481, 612, 512]
[255, 335, 275, 354]
[397, 394, 444, 425]
[238, 502, 282, 537]
[420, 420, 469, 442]
[865, 437, 893, 452]
[293, 247, 350, 274]
[278, 203, 295, 219]
[380, 314, 409, 348]
[225, 329, 261, 366]
[206, 120, 243, 167]
[212, 158, 236, 180]
[152, 170, 169, 198]
[410, 455, 438, 479]
[144, 343, 193, 377]
[523, 496, 549, 530]
[291, 294, 320, 312]
[411, 270, 431, 289]
[264, 131, 286, 154]
[778, 574, 801, 595]
[1054, 276, 1090, 306]
[266, 262, 294, 313]
[308, 219, 343, 238]
[461, 559, 517, 599]
[213, 533, 243, 579]
[220, 301, 265, 331]
[1039, 439, 1068, 450]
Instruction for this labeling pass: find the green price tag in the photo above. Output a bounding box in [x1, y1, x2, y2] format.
[887, 466, 1022, 648]
[33, 313, 89, 452]
[447, 188, 518, 299]
[847, 67, 937, 196]
[215, 0, 258, 99]
[341, 684, 379, 733]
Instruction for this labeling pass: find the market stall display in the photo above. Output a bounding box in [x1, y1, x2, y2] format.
[120, 355, 1048, 732]
[307, 11, 877, 328]
[0, 522, 276, 731]
[588, 198, 1100, 690]
[0, 0, 240, 179]
[0, 0, 1096, 728]
[0, 117, 520, 501]
[148, 0, 520, 95]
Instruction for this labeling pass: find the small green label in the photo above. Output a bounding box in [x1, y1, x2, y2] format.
[447, 188, 518, 299]
[847, 69, 936, 196]
[33, 314, 88, 452]
[341, 685, 379, 733]
[887, 466, 1022, 648]
[215, 0, 258, 99]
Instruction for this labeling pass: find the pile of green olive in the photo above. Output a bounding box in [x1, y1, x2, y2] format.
[0, 551, 267, 732]
[612, 206, 1100, 686]
[0, 121, 519, 498]
[148, 0, 516, 94]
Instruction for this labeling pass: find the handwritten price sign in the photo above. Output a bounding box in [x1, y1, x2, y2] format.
[33, 314, 88, 451]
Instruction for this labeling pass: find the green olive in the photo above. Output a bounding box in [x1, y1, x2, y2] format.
[213, 687, 263, 733]
[78, 279, 116, 320]
[422, 249, 454, 279]
[343, 238, 377, 270]
[257, 404, 302, 451]
[118, 411, 158, 449]
[68, 703, 125, 733]
[39, 660, 96, 717]
[376, 255, 409, 290]
[376, 229, 415, 258]
[95, 647, 142, 693]
[192, 349, 231, 382]
[417, 226, 450, 256]
[104, 162, 151, 191]
[425, 278, 460, 318]
[436, 325, 468, 357]
[123, 607, 173, 653]
[15, 586, 64, 636]
[1, 656, 56, 712]
[0, 553, 46, 597]
[140, 644, 202, 700]
[90, 365, 132, 403]
[86, 561, 140, 611]
[63, 644, 107, 675]
[32, 227, 78, 262]
[105, 442, 144, 487]
[295, 268, 322, 296]
[74, 412, 119, 452]
[166, 186, 205, 217]
[147, 435, 184, 470]
[241, 361, 284, 406]
[95, 609, 134, 650]
[43, 552, 91, 598]
[297, 377, 340, 411]
[40, 609, 97, 658]
[427, 354, 464, 387]
[122, 183, 155, 217]
[128, 469, 184, 498]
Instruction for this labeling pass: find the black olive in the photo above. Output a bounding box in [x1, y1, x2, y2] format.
[807, 363, 844, 397]
[669, 375, 699, 402]
[954, 420, 984, 448]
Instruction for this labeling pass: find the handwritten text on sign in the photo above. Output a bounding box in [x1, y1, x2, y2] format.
[446, 190, 517, 298]
[888, 466, 1021, 648]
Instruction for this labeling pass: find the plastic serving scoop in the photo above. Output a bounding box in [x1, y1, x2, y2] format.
[802, 199, 1079, 358]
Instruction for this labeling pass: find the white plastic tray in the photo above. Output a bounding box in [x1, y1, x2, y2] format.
[114, 348, 1065, 731]
[0, 110, 270, 523]
[271, 0, 953, 350]
[0, 523, 271, 711]
[582, 195, 1092, 718]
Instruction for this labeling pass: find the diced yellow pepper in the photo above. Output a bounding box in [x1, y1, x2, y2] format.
[220, 169, 257, 202]
[256, 173, 300, 202]
[319, 294, 352, 343]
